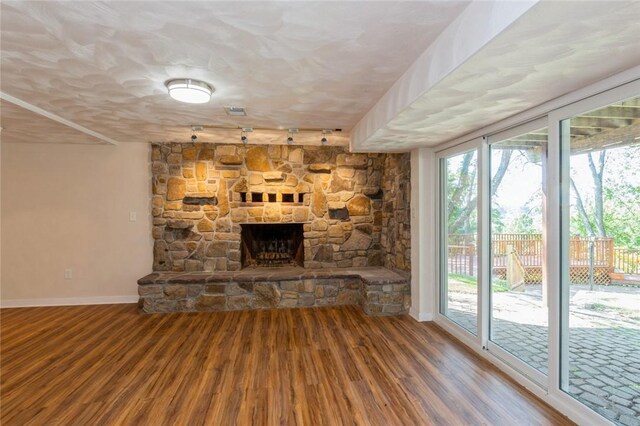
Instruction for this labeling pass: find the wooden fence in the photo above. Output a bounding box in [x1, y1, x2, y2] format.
[447, 234, 622, 284]
[448, 244, 476, 276]
[614, 248, 640, 275]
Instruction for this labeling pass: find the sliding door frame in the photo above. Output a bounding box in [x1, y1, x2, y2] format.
[484, 116, 549, 388]
[431, 72, 640, 426]
[547, 78, 640, 420]
[435, 138, 483, 343]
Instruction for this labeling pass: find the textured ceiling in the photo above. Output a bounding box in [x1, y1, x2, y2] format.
[0, 0, 469, 145]
[353, 1, 640, 151]
[0, 100, 108, 145]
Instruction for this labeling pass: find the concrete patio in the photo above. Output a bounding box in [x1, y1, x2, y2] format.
[446, 284, 640, 425]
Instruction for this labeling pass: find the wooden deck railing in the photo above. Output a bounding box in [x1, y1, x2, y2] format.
[614, 248, 640, 275]
[448, 234, 618, 275]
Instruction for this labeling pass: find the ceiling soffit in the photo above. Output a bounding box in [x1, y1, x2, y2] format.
[351, 1, 640, 152]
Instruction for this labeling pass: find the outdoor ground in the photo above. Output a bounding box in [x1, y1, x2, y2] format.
[446, 278, 640, 426]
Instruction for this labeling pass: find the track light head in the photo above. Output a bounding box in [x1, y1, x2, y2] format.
[240, 127, 252, 144]
[320, 129, 332, 145]
[287, 128, 297, 145]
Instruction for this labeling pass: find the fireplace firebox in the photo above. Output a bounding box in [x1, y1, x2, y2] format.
[240, 223, 304, 268]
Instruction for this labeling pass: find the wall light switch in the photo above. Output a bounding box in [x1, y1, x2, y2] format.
[129, 211, 137, 222]
[64, 268, 73, 280]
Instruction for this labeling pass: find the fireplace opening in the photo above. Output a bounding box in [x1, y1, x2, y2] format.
[240, 223, 304, 268]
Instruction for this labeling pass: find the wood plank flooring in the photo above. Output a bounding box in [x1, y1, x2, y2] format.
[1, 304, 572, 425]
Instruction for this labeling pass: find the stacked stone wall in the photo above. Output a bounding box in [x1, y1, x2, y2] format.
[381, 153, 411, 273]
[151, 143, 393, 272]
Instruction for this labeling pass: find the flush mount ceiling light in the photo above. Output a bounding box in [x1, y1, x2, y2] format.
[165, 79, 214, 104]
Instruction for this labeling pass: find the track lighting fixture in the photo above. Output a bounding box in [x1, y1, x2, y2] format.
[287, 128, 298, 145]
[190, 125, 203, 142]
[239, 127, 252, 144]
[177, 126, 341, 145]
[321, 129, 332, 145]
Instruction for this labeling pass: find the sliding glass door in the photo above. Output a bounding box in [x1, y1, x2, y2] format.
[488, 123, 549, 379]
[435, 80, 639, 425]
[440, 148, 479, 335]
[560, 94, 640, 424]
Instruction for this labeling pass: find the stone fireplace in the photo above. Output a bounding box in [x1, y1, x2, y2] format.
[151, 143, 402, 272]
[141, 142, 413, 315]
[240, 223, 304, 267]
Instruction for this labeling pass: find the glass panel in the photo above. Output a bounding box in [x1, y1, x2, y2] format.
[441, 150, 478, 334]
[561, 95, 640, 424]
[490, 128, 549, 375]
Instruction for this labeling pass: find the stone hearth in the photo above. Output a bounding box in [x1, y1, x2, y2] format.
[138, 267, 410, 315]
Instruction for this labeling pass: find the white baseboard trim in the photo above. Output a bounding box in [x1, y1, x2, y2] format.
[409, 308, 433, 322]
[0, 295, 139, 308]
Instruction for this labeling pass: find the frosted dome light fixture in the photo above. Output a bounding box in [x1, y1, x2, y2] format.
[165, 79, 213, 104]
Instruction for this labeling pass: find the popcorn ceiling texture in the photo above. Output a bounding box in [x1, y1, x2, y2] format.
[151, 142, 411, 273]
[3, 2, 637, 149]
[0, 1, 468, 144]
[0, 100, 109, 146]
[355, 1, 640, 150]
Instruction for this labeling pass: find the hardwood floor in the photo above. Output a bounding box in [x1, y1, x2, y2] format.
[1, 304, 572, 425]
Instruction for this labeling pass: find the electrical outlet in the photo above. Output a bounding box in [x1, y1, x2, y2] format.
[129, 211, 137, 222]
[64, 268, 73, 280]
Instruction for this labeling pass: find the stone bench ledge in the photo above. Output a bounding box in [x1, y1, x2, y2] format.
[138, 267, 410, 316]
[138, 266, 406, 286]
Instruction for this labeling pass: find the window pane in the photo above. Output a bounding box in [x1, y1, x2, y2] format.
[441, 150, 478, 334]
[561, 95, 640, 424]
[490, 128, 549, 375]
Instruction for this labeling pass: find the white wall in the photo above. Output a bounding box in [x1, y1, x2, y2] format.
[409, 148, 437, 321]
[0, 142, 153, 306]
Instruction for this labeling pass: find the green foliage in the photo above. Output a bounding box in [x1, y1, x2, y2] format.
[448, 274, 509, 292]
[603, 182, 640, 248]
[507, 197, 543, 234]
[448, 273, 477, 285]
[446, 152, 478, 235]
[491, 278, 509, 293]
[445, 143, 639, 251]
[571, 145, 640, 249]
[491, 207, 506, 233]
[570, 213, 591, 238]
[510, 213, 536, 234]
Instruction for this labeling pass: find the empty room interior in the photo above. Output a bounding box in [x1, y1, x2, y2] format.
[2, 1, 640, 425]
